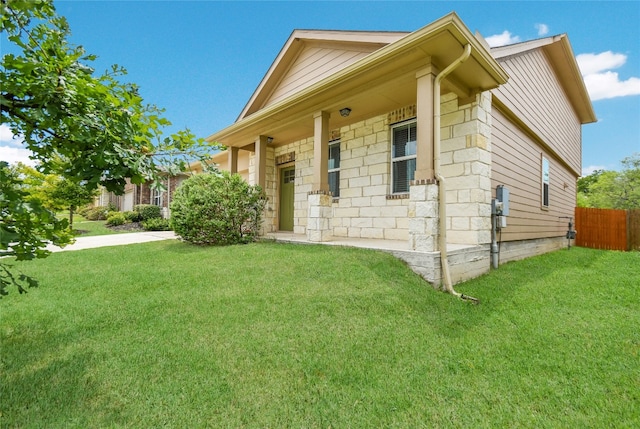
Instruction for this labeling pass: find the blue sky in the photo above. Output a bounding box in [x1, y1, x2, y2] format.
[1, 0, 639, 176]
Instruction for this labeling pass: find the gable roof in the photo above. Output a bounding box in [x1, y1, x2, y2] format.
[492, 35, 596, 124]
[206, 12, 509, 148]
[238, 30, 409, 121]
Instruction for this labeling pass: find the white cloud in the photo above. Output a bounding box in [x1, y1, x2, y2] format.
[485, 31, 521, 48]
[535, 23, 549, 36]
[0, 145, 36, 166]
[0, 123, 35, 166]
[576, 52, 627, 75]
[576, 51, 640, 101]
[582, 165, 607, 177]
[0, 123, 24, 148]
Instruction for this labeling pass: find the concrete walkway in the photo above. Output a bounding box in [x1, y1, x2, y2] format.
[46, 231, 178, 253]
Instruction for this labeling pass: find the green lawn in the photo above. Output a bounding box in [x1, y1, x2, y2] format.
[1, 243, 638, 428]
[56, 211, 135, 237]
[70, 220, 129, 237]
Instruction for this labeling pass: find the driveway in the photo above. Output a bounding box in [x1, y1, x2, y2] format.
[46, 231, 178, 253]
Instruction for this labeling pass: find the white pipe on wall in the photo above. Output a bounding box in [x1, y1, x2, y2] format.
[433, 44, 472, 298]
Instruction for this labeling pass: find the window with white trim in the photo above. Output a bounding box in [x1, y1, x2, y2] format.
[328, 140, 340, 197]
[152, 188, 163, 207]
[542, 156, 550, 208]
[391, 120, 417, 194]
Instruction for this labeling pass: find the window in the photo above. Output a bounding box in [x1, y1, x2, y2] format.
[542, 157, 550, 208]
[391, 120, 417, 194]
[152, 188, 163, 207]
[328, 140, 340, 197]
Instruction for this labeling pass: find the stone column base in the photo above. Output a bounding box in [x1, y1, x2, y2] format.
[408, 183, 439, 252]
[307, 192, 333, 242]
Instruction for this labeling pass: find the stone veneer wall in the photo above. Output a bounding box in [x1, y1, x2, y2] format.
[332, 114, 410, 240]
[439, 92, 493, 245]
[246, 91, 493, 243]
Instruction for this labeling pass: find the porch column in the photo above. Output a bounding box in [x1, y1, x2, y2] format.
[409, 64, 440, 252]
[254, 135, 268, 189]
[414, 64, 438, 181]
[312, 111, 330, 193]
[227, 147, 239, 174]
[308, 110, 332, 242]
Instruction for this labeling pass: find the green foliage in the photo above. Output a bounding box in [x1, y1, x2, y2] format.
[85, 206, 109, 221]
[1, 0, 220, 288]
[123, 210, 141, 222]
[142, 217, 171, 231]
[105, 212, 127, 227]
[76, 204, 93, 217]
[134, 204, 162, 221]
[1, 0, 219, 193]
[0, 161, 73, 296]
[170, 172, 267, 245]
[578, 153, 640, 209]
[577, 169, 604, 195]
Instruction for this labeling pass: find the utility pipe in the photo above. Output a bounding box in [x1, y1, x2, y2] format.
[433, 44, 477, 302]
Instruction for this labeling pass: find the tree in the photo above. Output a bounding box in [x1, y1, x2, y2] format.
[1, 0, 219, 294]
[577, 153, 640, 209]
[49, 177, 96, 229]
[1, 161, 73, 296]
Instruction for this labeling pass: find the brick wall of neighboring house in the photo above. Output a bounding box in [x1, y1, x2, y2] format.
[94, 174, 187, 217]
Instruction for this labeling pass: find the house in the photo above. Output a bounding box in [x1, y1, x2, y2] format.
[203, 12, 595, 288]
[94, 171, 190, 218]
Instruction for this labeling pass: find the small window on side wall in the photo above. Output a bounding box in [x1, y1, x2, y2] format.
[328, 140, 340, 197]
[541, 156, 550, 208]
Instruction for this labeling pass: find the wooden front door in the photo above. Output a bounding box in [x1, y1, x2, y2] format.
[279, 166, 295, 231]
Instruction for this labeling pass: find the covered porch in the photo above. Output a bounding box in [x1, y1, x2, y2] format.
[265, 231, 489, 288]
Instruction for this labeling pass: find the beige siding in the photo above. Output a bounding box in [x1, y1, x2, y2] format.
[493, 49, 582, 174]
[264, 43, 378, 108]
[491, 108, 576, 241]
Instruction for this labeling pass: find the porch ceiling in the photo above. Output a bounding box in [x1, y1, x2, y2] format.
[206, 12, 508, 149]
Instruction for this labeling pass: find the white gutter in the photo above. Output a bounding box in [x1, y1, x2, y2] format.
[434, 44, 477, 302]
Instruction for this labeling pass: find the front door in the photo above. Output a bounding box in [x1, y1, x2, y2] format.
[279, 166, 295, 231]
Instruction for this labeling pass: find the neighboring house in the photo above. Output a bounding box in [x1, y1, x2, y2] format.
[203, 12, 596, 286]
[94, 172, 189, 218]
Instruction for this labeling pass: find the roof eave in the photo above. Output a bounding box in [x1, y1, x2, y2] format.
[206, 12, 509, 145]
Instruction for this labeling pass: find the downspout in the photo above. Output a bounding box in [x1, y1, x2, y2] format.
[433, 44, 477, 302]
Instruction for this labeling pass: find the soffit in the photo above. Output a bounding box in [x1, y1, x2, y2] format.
[208, 12, 509, 148]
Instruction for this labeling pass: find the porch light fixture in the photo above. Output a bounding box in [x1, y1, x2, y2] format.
[266, 136, 274, 144]
[339, 107, 351, 117]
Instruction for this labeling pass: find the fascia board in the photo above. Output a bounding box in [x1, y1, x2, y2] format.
[544, 35, 597, 124]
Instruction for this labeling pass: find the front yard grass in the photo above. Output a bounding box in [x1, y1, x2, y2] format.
[1, 243, 638, 428]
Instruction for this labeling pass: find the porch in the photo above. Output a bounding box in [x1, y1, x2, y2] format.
[264, 232, 490, 288]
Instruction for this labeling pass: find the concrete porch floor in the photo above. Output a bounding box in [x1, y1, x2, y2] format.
[264, 232, 490, 287]
[264, 232, 476, 253]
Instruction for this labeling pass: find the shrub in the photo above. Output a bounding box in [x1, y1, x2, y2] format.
[123, 211, 142, 222]
[77, 205, 93, 217]
[134, 204, 162, 221]
[85, 206, 109, 220]
[142, 218, 171, 231]
[105, 212, 127, 226]
[170, 172, 267, 245]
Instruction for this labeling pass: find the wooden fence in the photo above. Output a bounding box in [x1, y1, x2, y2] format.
[575, 207, 640, 251]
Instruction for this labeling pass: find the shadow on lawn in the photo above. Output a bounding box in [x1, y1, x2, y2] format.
[1, 330, 127, 427]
